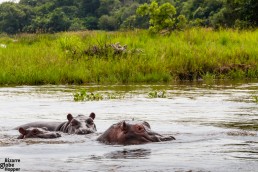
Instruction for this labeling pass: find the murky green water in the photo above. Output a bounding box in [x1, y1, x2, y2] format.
[0, 81, 257, 172]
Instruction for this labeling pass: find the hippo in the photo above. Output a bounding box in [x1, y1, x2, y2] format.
[17, 127, 61, 139]
[15, 112, 97, 135]
[97, 120, 175, 145]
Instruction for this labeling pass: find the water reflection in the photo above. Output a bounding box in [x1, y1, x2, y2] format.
[104, 149, 151, 159]
[218, 121, 258, 131]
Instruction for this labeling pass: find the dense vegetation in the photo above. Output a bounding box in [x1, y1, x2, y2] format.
[0, 0, 257, 34]
[0, 0, 257, 85]
[0, 28, 257, 85]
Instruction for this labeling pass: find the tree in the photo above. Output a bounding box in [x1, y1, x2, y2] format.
[180, 0, 223, 27]
[84, 16, 98, 30]
[19, 0, 38, 7]
[26, 7, 71, 33]
[137, 1, 178, 33]
[97, 0, 121, 16]
[176, 14, 187, 30]
[78, 0, 100, 17]
[224, 0, 258, 28]
[47, 8, 71, 32]
[209, 0, 258, 29]
[98, 15, 118, 30]
[68, 18, 85, 31]
[1, 0, 257, 34]
[0, 2, 32, 34]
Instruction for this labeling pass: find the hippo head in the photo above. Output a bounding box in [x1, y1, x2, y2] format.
[17, 127, 61, 139]
[66, 112, 97, 134]
[97, 120, 175, 145]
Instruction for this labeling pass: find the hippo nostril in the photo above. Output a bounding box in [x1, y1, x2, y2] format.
[76, 129, 91, 135]
[76, 129, 84, 135]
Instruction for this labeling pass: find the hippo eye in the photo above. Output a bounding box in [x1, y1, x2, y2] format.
[86, 118, 93, 125]
[71, 120, 79, 126]
[136, 125, 144, 132]
[32, 129, 39, 134]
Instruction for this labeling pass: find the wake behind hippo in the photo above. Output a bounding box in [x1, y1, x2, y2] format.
[97, 120, 175, 145]
[15, 112, 97, 137]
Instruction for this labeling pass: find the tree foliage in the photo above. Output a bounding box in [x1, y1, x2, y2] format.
[0, 2, 32, 34]
[137, 1, 178, 33]
[0, 0, 257, 34]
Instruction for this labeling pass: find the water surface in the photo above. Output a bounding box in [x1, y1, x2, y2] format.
[0, 82, 257, 172]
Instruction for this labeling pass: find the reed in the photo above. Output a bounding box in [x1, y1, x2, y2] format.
[0, 28, 257, 85]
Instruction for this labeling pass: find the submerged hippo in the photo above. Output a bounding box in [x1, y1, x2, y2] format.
[97, 120, 175, 145]
[15, 112, 97, 135]
[17, 127, 61, 139]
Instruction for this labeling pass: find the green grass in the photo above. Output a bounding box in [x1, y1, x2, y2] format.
[0, 28, 257, 85]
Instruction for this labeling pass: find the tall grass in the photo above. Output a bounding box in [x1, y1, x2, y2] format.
[0, 28, 257, 85]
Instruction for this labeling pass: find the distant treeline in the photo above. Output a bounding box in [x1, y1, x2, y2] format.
[0, 0, 257, 34]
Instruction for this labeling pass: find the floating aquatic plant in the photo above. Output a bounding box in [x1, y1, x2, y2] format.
[148, 90, 167, 98]
[253, 96, 258, 103]
[73, 90, 103, 101]
[73, 90, 125, 101]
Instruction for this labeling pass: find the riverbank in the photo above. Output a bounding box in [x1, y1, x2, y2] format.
[0, 28, 257, 85]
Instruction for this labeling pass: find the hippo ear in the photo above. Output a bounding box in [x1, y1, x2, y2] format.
[89, 112, 95, 120]
[67, 113, 73, 122]
[121, 121, 128, 133]
[143, 121, 151, 129]
[18, 127, 27, 135]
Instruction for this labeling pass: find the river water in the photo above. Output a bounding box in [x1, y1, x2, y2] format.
[0, 82, 257, 172]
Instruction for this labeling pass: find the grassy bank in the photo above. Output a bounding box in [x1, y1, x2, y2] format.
[0, 28, 257, 85]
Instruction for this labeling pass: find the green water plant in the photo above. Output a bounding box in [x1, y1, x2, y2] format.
[148, 90, 167, 98]
[73, 89, 86, 101]
[253, 96, 258, 103]
[73, 90, 125, 101]
[73, 90, 103, 101]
